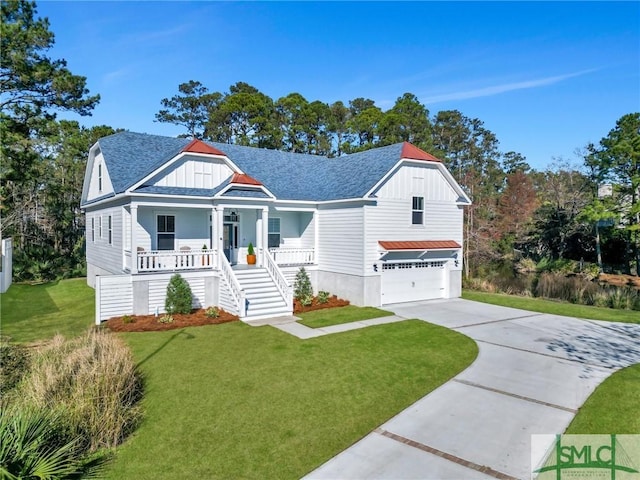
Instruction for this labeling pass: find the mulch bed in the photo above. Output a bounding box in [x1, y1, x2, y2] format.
[105, 308, 239, 332]
[294, 295, 349, 314]
[104, 295, 350, 332]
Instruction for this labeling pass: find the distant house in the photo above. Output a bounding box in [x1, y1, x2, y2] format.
[81, 132, 471, 323]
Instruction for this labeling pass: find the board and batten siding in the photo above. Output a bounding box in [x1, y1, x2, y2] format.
[375, 164, 459, 202]
[149, 156, 233, 190]
[316, 206, 364, 276]
[86, 204, 125, 275]
[96, 275, 132, 323]
[86, 150, 115, 202]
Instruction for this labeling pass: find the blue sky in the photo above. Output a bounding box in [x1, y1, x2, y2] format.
[37, 1, 639, 170]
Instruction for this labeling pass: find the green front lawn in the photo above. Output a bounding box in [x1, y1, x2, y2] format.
[462, 290, 640, 324]
[298, 305, 394, 328]
[107, 320, 477, 479]
[0, 279, 95, 343]
[566, 363, 640, 434]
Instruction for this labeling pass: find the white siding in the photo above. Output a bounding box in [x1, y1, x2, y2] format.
[86, 205, 124, 274]
[364, 199, 464, 271]
[136, 208, 210, 251]
[86, 151, 115, 201]
[270, 211, 314, 249]
[96, 275, 133, 323]
[150, 156, 233, 189]
[317, 206, 364, 275]
[375, 164, 459, 202]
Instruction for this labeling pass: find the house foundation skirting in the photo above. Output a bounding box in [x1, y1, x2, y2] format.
[95, 271, 221, 324]
[316, 271, 381, 307]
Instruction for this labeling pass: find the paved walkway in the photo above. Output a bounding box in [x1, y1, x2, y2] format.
[296, 299, 640, 480]
[247, 314, 406, 339]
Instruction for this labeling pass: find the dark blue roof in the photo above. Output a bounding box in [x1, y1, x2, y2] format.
[134, 185, 217, 197]
[221, 188, 271, 199]
[95, 132, 409, 202]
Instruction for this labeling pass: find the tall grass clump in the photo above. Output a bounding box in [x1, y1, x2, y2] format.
[16, 329, 143, 451]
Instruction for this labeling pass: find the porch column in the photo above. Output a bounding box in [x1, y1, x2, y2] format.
[214, 206, 223, 269]
[313, 209, 319, 265]
[261, 207, 269, 266]
[131, 205, 138, 274]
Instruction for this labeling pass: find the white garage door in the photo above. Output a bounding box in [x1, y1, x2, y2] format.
[381, 261, 446, 305]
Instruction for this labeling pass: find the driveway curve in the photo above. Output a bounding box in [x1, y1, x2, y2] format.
[305, 299, 640, 480]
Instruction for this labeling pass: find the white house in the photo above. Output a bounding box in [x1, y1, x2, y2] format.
[81, 132, 471, 323]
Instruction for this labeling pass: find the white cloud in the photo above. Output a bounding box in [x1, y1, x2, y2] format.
[422, 69, 597, 104]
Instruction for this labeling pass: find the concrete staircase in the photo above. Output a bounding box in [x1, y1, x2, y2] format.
[233, 267, 292, 320]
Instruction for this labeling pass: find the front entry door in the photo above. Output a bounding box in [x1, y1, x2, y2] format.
[223, 223, 238, 264]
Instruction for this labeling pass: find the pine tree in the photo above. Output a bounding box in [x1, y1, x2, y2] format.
[165, 274, 192, 314]
[293, 267, 312, 300]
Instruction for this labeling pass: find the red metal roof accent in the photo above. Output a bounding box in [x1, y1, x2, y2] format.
[379, 240, 461, 250]
[181, 139, 226, 156]
[230, 173, 262, 186]
[400, 142, 441, 162]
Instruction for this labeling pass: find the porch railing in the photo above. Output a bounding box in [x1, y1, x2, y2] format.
[137, 249, 217, 273]
[220, 252, 246, 317]
[268, 248, 315, 266]
[264, 249, 293, 312]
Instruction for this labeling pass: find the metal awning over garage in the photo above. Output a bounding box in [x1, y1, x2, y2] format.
[378, 240, 461, 251]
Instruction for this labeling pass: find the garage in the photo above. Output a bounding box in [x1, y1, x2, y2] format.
[378, 240, 461, 305]
[381, 260, 446, 304]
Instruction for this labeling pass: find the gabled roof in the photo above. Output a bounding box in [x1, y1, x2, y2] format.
[91, 132, 455, 203]
[181, 139, 226, 156]
[230, 173, 262, 186]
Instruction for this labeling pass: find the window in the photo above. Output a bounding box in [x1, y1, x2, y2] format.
[268, 217, 280, 248]
[99, 216, 103, 239]
[108, 215, 112, 245]
[412, 196, 424, 225]
[157, 215, 175, 250]
[91, 217, 95, 242]
[98, 164, 102, 192]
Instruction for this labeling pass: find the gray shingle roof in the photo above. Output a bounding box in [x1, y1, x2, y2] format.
[96, 132, 411, 202]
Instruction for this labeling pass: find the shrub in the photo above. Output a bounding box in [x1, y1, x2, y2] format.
[165, 274, 192, 314]
[247, 242, 255, 255]
[159, 314, 174, 324]
[317, 291, 330, 304]
[205, 306, 220, 318]
[122, 315, 134, 324]
[0, 405, 105, 479]
[16, 330, 143, 451]
[300, 294, 313, 307]
[0, 340, 30, 395]
[294, 267, 313, 301]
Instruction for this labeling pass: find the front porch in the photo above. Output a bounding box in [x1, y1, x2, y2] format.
[125, 247, 315, 274]
[123, 203, 317, 274]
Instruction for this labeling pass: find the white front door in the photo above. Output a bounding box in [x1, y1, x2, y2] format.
[381, 261, 445, 304]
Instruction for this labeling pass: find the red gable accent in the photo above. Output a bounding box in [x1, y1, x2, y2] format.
[230, 173, 262, 186]
[181, 139, 226, 156]
[379, 240, 461, 250]
[400, 142, 441, 162]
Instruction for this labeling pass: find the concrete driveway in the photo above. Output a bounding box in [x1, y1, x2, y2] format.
[305, 298, 640, 480]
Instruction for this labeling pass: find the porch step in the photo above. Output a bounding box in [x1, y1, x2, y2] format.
[233, 267, 292, 320]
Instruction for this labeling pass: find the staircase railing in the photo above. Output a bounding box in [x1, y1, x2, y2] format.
[263, 249, 293, 312]
[220, 254, 246, 317]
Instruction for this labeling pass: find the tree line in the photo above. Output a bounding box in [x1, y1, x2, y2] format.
[1, 0, 638, 283]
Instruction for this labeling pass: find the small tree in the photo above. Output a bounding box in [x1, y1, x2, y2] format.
[165, 274, 192, 314]
[294, 267, 312, 300]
